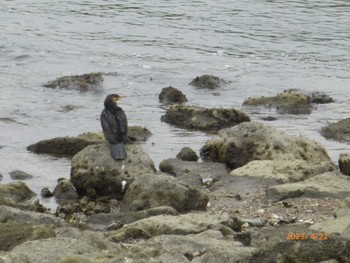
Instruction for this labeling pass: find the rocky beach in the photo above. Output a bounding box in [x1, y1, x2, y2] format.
[1, 75, 350, 262]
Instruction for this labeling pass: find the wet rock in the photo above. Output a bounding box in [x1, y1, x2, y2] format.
[200, 122, 332, 169]
[9, 170, 34, 180]
[249, 225, 350, 263]
[42, 72, 103, 92]
[189, 74, 227, 89]
[0, 205, 63, 225]
[321, 118, 350, 142]
[243, 90, 313, 114]
[108, 212, 242, 242]
[70, 143, 156, 198]
[52, 179, 79, 202]
[310, 91, 334, 104]
[103, 230, 255, 262]
[230, 160, 335, 184]
[0, 173, 2, 181]
[161, 105, 250, 132]
[339, 153, 350, 176]
[0, 181, 36, 205]
[0, 222, 55, 251]
[159, 86, 188, 104]
[176, 147, 199, 162]
[41, 187, 53, 198]
[311, 196, 350, 235]
[27, 126, 151, 157]
[159, 158, 229, 189]
[267, 171, 350, 202]
[121, 173, 209, 212]
[86, 206, 179, 231]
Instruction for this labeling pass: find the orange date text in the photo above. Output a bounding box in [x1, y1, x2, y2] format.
[286, 232, 328, 241]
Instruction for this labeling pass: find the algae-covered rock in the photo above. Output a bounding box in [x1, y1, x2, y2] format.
[27, 126, 152, 157]
[321, 118, 350, 142]
[200, 122, 332, 169]
[70, 143, 156, 198]
[189, 74, 227, 89]
[0, 182, 36, 205]
[159, 86, 188, 104]
[121, 173, 209, 212]
[161, 105, 250, 132]
[176, 147, 199, 162]
[42, 72, 103, 92]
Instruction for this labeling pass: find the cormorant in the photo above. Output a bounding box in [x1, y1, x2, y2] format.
[100, 94, 128, 160]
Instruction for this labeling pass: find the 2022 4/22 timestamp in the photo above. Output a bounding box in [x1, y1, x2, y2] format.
[286, 232, 329, 241]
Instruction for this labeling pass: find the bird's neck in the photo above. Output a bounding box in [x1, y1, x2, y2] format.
[105, 102, 118, 110]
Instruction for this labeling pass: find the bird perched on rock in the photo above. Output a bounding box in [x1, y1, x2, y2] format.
[100, 94, 128, 160]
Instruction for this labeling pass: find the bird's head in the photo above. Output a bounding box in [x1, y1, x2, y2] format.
[104, 94, 125, 108]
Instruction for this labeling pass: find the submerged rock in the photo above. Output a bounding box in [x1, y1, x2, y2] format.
[161, 105, 250, 132]
[70, 143, 156, 198]
[200, 122, 332, 169]
[9, 170, 34, 180]
[42, 72, 103, 92]
[159, 86, 188, 104]
[27, 126, 151, 157]
[267, 171, 350, 201]
[321, 118, 350, 142]
[121, 173, 209, 212]
[189, 74, 227, 89]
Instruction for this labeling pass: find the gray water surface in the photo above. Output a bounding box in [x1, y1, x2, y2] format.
[1, 0, 350, 199]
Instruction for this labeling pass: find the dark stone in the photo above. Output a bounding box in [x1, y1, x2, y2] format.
[310, 92, 334, 104]
[189, 75, 226, 89]
[159, 86, 188, 104]
[41, 187, 53, 198]
[321, 118, 350, 142]
[339, 153, 350, 176]
[52, 179, 79, 201]
[9, 170, 34, 180]
[176, 147, 198, 162]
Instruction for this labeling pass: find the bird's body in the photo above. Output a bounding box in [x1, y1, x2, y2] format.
[101, 94, 128, 160]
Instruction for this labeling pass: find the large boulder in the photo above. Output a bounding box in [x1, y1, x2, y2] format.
[230, 160, 335, 184]
[70, 143, 156, 198]
[161, 105, 250, 132]
[321, 118, 350, 142]
[159, 86, 188, 104]
[189, 74, 227, 89]
[27, 126, 151, 157]
[121, 173, 209, 212]
[267, 171, 350, 202]
[243, 90, 313, 114]
[200, 122, 332, 169]
[42, 72, 103, 92]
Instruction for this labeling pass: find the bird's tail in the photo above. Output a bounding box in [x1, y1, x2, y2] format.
[110, 143, 127, 160]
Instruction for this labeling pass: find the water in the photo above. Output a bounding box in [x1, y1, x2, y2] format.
[1, 0, 350, 199]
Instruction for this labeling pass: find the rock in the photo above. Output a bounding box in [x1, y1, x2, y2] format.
[0, 222, 55, 251]
[159, 86, 188, 104]
[121, 173, 209, 212]
[42, 72, 103, 92]
[339, 153, 350, 176]
[108, 212, 242, 242]
[176, 147, 199, 162]
[321, 118, 350, 142]
[267, 171, 350, 202]
[159, 158, 229, 188]
[9, 170, 34, 180]
[85, 206, 179, 231]
[52, 179, 79, 202]
[310, 91, 334, 104]
[41, 187, 53, 198]
[0, 182, 36, 205]
[0, 205, 63, 225]
[243, 90, 313, 114]
[0, 173, 3, 181]
[311, 197, 350, 235]
[27, 126, 151, 157]
[161, 105, 250, 132]
[249, 225, 350, 263]
[103, 230, 255, 262]
[230, 160, 335, 184]
[189, 74, 227, 89]
[200, 122, 332, 169]
[70, 143, 156, 198]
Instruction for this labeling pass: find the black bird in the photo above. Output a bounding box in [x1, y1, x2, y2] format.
[100, 94, 128, 160]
